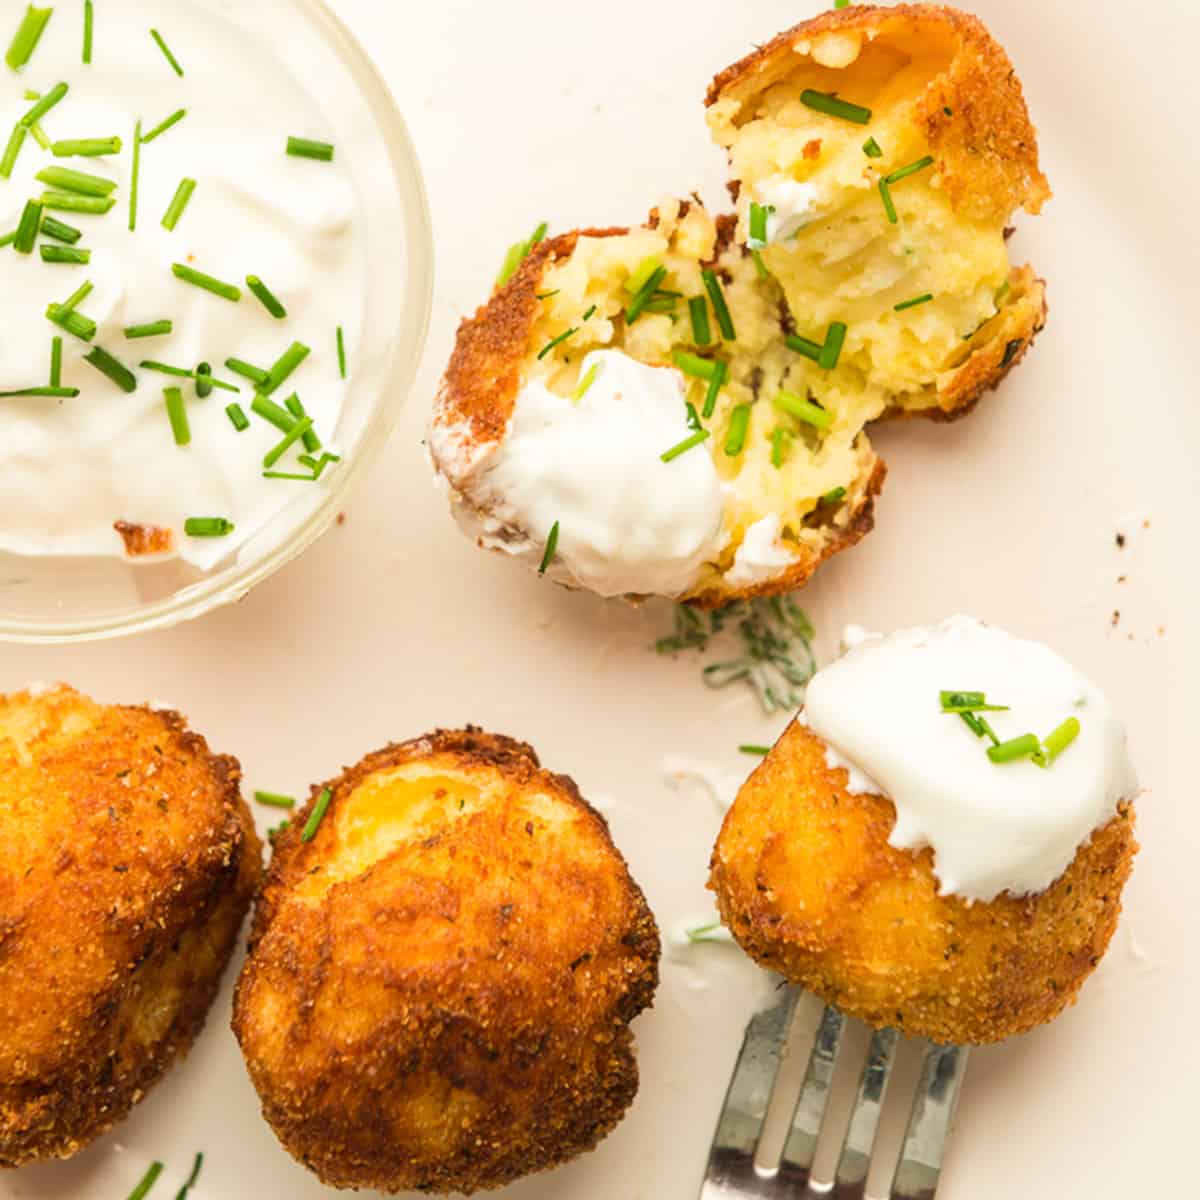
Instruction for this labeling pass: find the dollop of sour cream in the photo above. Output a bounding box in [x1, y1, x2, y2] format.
[724, 514, 800, 589]
[803, 616, 1138, 902]
[750, 174, 820, 243]
[451, 349, 724, 598]
[0, 3, 362, 569]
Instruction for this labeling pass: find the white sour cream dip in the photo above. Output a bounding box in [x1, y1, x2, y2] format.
[0, 1, 363, 568]
[749, 174, 820, 243]
[803, 616, 1138, 903]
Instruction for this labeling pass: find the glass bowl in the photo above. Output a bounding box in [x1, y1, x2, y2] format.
[0, 0, 433, 643]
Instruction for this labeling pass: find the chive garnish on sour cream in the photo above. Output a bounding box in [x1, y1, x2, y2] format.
[82, 0, 93, 65]
[160, 178, 194, 229]
[36, 166, 116, 197]
[247, 275, 287, 319]
[39, 244, 91, 265]
[226, 403, 250, 431]
[164, 386, 190, 445]
[124, 320, 173, 339]
[172, 262, 241, 302]
[149, 28, 185, 77]
[84, 346, 137, 392]
[140, 108, 187, 145]
[22, 82, 69, 128]
[660, 427, 711, 463]
[262, 341, 311, 393]
[0, 124, 27, 178]
[287, 136, 334, 162]
[5, 6, 54, 72]
[41, 191, 116, 214]
[52, 136, 122, 157]
[336, 326, 347, 378]
[0, 385, 79, 398]
[184, 517, 235, 537]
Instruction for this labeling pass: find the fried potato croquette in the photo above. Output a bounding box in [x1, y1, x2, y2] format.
[431, 4, 1048, 607]
[710, 722, 1137, 1045]
[0, 685, 261, 1167]
[233, 728, 660, 1194]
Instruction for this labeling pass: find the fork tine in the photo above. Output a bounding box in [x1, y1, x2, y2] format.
[887, 1043, 970, 1200]
[775, 1003, 846, 1189]
[829, 1026, 900, 1200]
[700, 987, 802, 1198]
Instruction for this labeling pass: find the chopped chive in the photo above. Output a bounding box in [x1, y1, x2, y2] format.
[739, 744, 771, 756]
[641, 295, 678, 315]
[820, 486, 847, 505]
[14, 200, 42, 254]
[724, 404, 751, 456]
[336, 325, 347, 378]
[161, 177, 195, 230]
[124, 320, 173, 339]
[995, 279, 1012, 305]
[141, 361, 238, 392]
[661, 427, 711, 463]
[51, 134, 125, 157]
[685, 401, 702, 432]
[21, 81, 68, 128]
[0, 385, 79, 398]
[225, 402, 249, 431]
[702, 358, 727, 419]
[894, 293, 933, 313]
[36, 165, 117, 197]
[262, 470, 319, 481]
[225, 358, 270, 386]
[750, 249, 770, 281]
[885, 155, 935, 185]
[255, 791, 296, 809]
[250, 393, 297, 433]
[84, 346, 137, 392]
[818, 321, 847, 370]
[535, 290, 559, 300]
[582, 303, 597, 321]
[193, 361, 214, 399]
[539, 520, 560, 575]
[49, 335, 62, 385]
[987, 733, 1041, 765]
[58, 279, 93, 314]
[624, 256, 663, 296]
[0, 229, 15, 248]
[150, 29, 184, 76]
[834, 0, 851, 8]
[27, 120, 49, 150]
[701, 269, 736, 340]
[537, 326, 578, 360]
[247, 274, 287, 319]
[800, 88, 872, 125]
[774, 390, 832, 431]
[301, 787, 333, 842]
[572, 362, 600, 402]
[41, 191, 117, 214]
[47, 304, 96, 341]
[1040, 717, 1081, 765]
[496, 221, 547, 287]
[40, 244, 91, 265]
[300, 451, 340, 480]
[748, 201, 771, 248]
[184, 517, 234, 538]
[786, 332, 822, 362]
[958, 710, 986, 738]
[0, 124, 27, 178]
[688, 295, 712, 346]
[5, 6, 53, 72]
[82, 0, 93, 65]
[672, 350, 718, 380]
[771, 427, 791, 468]
[129, 118, 142, 230]
[164, 386, 190, 445]
[940, 689, 1010, 713]
[124, 1161, 164, 1200]
[263, 416, 314, 468]
[625, 266, 668, 324]
[140, 108, 186, 145]
[262, 341, 310, 393]
[863, 136, 883, 158]
[172, 262, 241, 302]
[287, 136, 334, 162]
[175, 1152, 204, 1200]
[1001, 338, 1023, 368]
[284, 393, 321, 452]
[878, 178, 898, 224]
[41, 214, 82, 243]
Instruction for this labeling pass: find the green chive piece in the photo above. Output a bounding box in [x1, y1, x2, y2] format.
[41, 191, 117, 214]
[124, 320, 173, 339]
[140, 108, 186, 145]
[958, 710, 986, 738]
[0, 124, 27, 178]
[878, 178, 898, 224]
[184, 517, 234, 538]
[572, 362, 600, 402]
[702, 358, 727, 419]
[0, 229, 14, 249]
[750, 249, 770, 281]
[940, 690, 1010, 713]
[5, 6, 53, 72]
[987, 733, 1041, 765]
[83, 0, 93, 64]
[863, 136, 883, 158]
[262, 470, 318, 481]
[255, 791, 296, 809]
[624, 256, 663, 296]
[195, 361, 213, 398]
[581, 303, 597, 321]
[496, 221, 548, 287]
[539, 520, 560, 575]
[771, 427, 791, 468]
[774, 390, 832, 431]
[724, 405, 751, 456]
[672, 350, 718, 381]
[263, 416, 314, 468]
[537, 327, 577, 360]
[301, 788, 333, 842]
[820, 486, 847, 505]
[336, 326, 347, 378]
[284, 393, 321, 452]
[786, 333, 823, 362]
[287, 136, 334, 162]
[164, 386, 190, 445]
[158, 177, 195, 231]
[49, 335, 62, 385]
[800, 88, 872, 125]
[175, 1151, 204, 1200]
[141, 361, 239, 393]
[748, 201, 771, 248]
[641, 295, 677, 315]
[1040, 717, 1081, 765]
[834, 0, 851, 8]
[685, 401, 702, 432]
[36, 165, 117, 197]
[661, 428, 711, 463]
[225, 358, 270, 386]
[250, 393, 297, 433]
[172, 262, 241, 302]
[40, 244, 91, 265]
[625, 266, 667, 324]
[262, 341, 311, 393]
[21, 81, 68, 128]
[129, 119, 141, 230]
[27, 120, 49, 150]
[124, 1161, 164, 1200]
[247, 274, 287, 319]
[150, 28, 184, 76]
[41, 214, 82, 243]
[14, 200, 42, 254]
[701, 269, 736, 341]
[894, 293, 934, 312]
[885, 155, 935, 185]
[226, 402, 250, 431]
[739, 744, 771, 756]
[818, 322, 847, 370]
[47, 304, 96, 341]
[58, 279, 93, 314]
[84, 346, 137, 392]
[0, 385, 78, 398]
[688, 295, 712, 346]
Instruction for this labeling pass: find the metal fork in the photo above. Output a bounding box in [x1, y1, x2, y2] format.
[700, 988, 969, 1200]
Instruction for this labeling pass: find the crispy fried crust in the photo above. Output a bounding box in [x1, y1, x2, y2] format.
[0, 685, 261, 1167]
[710, 722, 1137, 1045]
[706, 3, 1051, 224]
[233, 728, 660, 1195]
